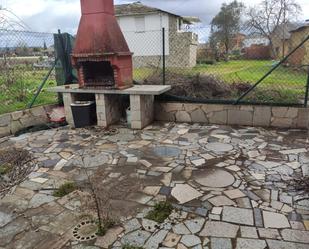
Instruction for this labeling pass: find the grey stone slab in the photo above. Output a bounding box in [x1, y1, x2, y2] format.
[258, 228, 280, 239]
[144, 229, 169, 249]
[184, 217, 205, 234]
[267, 239, 309, 249]
[240, 226, 258, 238]
[28, 194, 55, 208]
[49, 84, 172, 95]
[208, 196, 236, 206]
[211, 238, 232, 249]
[180, 235, 201, 247]
[254, 208, 264, 228]
[236, 238, 267, 249]
[172, 223, 191, 235]
[0, 212, 13, 228]
[263, 211, 290, 228]
[124, 218, 141, 233]
[200, 221, 239, 238]
[222, 206, 254, 226]
[281, 229, 309, 244]
[0, 217, 29, 246]
[120, 230, 151, 247]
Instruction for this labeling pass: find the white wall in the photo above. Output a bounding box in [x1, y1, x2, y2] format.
[117, 13, 170, 56]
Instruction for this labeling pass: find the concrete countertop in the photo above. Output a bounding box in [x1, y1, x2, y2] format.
[48, 84, 171, 95]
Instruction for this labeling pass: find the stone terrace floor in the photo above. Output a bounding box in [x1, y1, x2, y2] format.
[0, 122, 309, 249]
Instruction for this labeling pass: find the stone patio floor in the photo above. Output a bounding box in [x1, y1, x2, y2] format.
[0, 122, 309, 249]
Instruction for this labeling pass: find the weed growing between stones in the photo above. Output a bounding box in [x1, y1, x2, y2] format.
[146, 201, 173, 223]
[0, 164, 12, 175]
[122, 245, 143, 249]
[53, 182, 77, 197]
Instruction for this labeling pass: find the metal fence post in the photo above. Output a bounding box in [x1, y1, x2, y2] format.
[305, 66, 309, 107]
[162, 27, 166, 85]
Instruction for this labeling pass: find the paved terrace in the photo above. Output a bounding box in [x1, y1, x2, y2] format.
[0, 123, 309, 249]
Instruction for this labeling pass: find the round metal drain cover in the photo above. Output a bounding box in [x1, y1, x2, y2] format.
[72, 220, 98, 241]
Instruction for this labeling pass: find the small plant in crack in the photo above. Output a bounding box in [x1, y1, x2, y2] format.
[146, 201, 173, 223]
[53, 182, 77, 197]
[0, 164, 12, 175]
[80, 155, 115, 237]
[122, 245, 144, 249]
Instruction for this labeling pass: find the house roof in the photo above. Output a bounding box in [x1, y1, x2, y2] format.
[272, 22, 298, 40]
[115, 2, 200, 24]
[290, 21, 309, 33]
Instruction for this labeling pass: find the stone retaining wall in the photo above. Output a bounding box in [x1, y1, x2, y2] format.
[0, 105, 56, 138]
[155, 102, 309, 129]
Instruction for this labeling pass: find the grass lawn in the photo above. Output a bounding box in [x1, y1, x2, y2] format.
[192, 60, 307, 88]
[0, 68, 57, 115]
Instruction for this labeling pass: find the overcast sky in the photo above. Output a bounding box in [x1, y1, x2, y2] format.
[1, 0, 308, 33]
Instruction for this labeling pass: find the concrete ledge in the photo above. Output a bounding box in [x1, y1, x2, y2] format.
[155, 102, 309, 129]
[0, 104, 56, 138]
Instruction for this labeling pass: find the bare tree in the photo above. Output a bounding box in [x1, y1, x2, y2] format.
[246, 0, 302, 56]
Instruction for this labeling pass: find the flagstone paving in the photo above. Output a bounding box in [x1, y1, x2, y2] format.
[0, 123, 309, 248]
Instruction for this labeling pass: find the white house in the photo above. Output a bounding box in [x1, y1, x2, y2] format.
[115, 2, 200, 68]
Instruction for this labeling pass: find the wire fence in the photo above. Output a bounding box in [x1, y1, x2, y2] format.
[0, 26, 308, 115]
[128, 27, 309, 106]
[0, 29, 56, 115]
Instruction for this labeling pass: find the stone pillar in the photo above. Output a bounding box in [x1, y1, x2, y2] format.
[95, 94, 122, 127]
[63, 93, 75, 128]
[130, 95, 154, 129]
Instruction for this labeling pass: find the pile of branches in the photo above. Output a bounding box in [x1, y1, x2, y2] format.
[0, 148, 34, 198]
[141, 71, 233, 99]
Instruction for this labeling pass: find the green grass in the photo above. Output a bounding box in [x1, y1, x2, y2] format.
[145, 202, 173, 223]
[53, 182, 77, 197]
[0, 67, 57, 115]
[0, 164, 12, 175]
[192, 60, 307, 87]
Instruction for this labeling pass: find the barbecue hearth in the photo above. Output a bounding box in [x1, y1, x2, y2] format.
[72, 0, 133, 89]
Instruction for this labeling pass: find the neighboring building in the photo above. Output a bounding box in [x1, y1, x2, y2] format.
[115, 2, 199, 68]
[287, 22, 309, 66]
[270, 22, 298, 59]
[230, 33, 246, 52]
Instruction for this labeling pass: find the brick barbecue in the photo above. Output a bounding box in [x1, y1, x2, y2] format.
[72, 0, 133, 89]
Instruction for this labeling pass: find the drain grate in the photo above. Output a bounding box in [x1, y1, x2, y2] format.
[72, 220, 98, 241]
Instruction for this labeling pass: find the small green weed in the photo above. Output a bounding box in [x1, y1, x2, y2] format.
[145, 201, 173, 223]
[96, 218, 115, 236]
[122, 245, 143, 249]
[0, 164, 12, 175]
[53, 182, 77, 197]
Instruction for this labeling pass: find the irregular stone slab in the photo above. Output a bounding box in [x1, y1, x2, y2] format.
[281, 229, 309, 243]
[120, 230, 151, 247]
[200, 221, 239, 238]
[222, 206, 254, 226]
[208, 196, 236, 206]
[236, 238, 267, 249]
[258, 228, 280, 239]
[95, 226, 124, 248]
[171, 184, 202, 204]
[124, 218, 141, 233]
[194, 168, 235, 188]
[172, 223, 191, 235]
[0, 217, 29, 246]
[267, 239, 309, 249]
[211, 238, 232, 249]
[279, 148, 307, 155]
[240, 226, 258, 238]
[205, 142, 233, 153]
[144, 229, 169, 249]
[142, 219, 159, 232]
[180, 234, 201, 247]
[0, 212, 13, 228]
[153, 146, 181, 157]
[28, 194, 55, 208]
[184, 217, 205, 234]
[224, 189, 246, 199]
[162, 232, 181, 247]
[263, 211, 290, 228]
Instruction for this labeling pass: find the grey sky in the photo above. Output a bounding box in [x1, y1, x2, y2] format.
[1, 0, 309, 33]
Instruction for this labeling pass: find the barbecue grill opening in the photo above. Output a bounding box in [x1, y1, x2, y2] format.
[82, 61, 115, 86]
